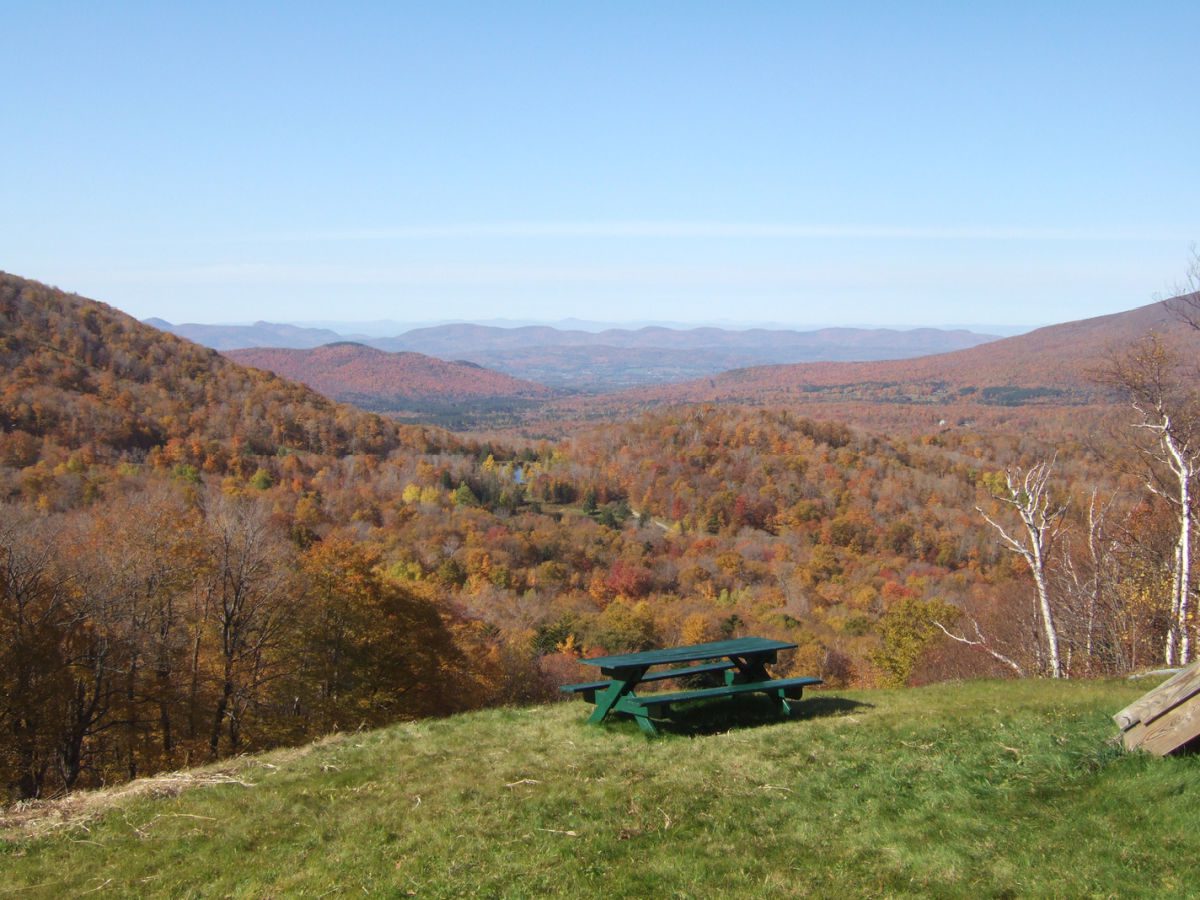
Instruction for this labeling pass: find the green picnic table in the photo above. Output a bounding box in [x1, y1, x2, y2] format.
[561, 636, 821, 736]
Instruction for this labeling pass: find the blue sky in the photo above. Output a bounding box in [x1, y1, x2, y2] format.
[2, 2, 1196, 329]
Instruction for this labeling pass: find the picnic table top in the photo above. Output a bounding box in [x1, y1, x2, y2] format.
[580, 637, 797, 671]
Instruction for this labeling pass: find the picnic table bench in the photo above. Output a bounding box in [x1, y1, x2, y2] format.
[561, 637, 821, 735]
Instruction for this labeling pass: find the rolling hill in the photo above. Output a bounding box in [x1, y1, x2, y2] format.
[226, 343, 561, 424]
[570, 297, 1200, 415]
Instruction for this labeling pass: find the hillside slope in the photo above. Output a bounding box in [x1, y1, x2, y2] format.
[5, 680, 1198, 897]
[617, 298, 1199, 407]
[0, 273, 410, 465]
[227, 343, 558, 406]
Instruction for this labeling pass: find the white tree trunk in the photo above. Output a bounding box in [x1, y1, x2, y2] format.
[1171, 440, 1191, 664]
[977, 460, 1067, 678]
[1028, 536, 1062, 678]
[1149, 418, 1196, 667]
[1106, 321, 1200, 671]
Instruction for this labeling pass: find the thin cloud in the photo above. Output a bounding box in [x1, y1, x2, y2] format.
[72, 257, 1153, 291]
[257, 222, 1187, 243]
[76, 261, 851, 287]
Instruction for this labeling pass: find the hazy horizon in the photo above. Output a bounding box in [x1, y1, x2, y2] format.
[143, 312, 1031, 338]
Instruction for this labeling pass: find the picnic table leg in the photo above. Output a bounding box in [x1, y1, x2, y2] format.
[587, 667, 647, 726]
[772, 690, 794, 717]
[726, 654, 773, 683]
[728, 654, 792, 717]
[628, 707, 659, 737]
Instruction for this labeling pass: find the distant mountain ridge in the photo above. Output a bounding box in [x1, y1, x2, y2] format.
[372, 322, 994, 353]
[148, 318, 1000, 391]
[147, 318, 347, 350]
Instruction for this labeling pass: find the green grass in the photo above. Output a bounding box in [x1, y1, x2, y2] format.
[3, 679, 1199, 898]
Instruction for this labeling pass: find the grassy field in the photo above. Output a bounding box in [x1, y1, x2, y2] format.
[2, 679, 1199, 898]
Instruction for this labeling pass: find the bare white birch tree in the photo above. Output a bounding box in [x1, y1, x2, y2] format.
[1102, 336, 1200, 666]
[978, 459, 1067, 678]
[1056, 490, 1128, 675]
[1154, 248, 1200, 665]
[1139, 410, 1197, 666]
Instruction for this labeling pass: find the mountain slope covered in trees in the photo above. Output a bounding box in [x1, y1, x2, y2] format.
[0, 272, 416, 468]
[0, 274, 504, 797]
[226, 343, 560, 425]
[584, 297, 1200, 411]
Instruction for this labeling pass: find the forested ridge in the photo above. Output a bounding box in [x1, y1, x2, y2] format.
[544, 294, 1200, 431]
[1, 272, 1196, 801]
[225, 342, 559, 428]
[226, 343, 558, 406]
[0, 273, 410, 466]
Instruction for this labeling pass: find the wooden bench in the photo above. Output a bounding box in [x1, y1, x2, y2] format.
[630, 676, 823, 718]
[560, 661, 736, 702]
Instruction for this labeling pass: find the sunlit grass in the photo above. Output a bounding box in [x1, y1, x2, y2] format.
[3, 679, 1197, 897]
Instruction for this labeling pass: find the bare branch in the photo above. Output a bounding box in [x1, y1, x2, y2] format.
[1164, 244, 1200, 331]
[933, 619, 1025, 677]
[975, 507, 1029, 558]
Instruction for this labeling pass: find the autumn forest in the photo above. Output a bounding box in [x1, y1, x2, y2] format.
[3, 269, 1200, 802]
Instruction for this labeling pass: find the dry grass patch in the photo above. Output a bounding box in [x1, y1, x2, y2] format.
[0, 768, 256, 842]
[0, 732, 351, 842]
